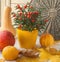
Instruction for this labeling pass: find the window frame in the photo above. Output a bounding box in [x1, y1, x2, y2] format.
[0, 0, 1, 26]
[0, 0, 32, 26]
[0, 0, 5, 26]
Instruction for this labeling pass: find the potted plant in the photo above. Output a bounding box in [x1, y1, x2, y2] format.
[12, 3, 48, 49]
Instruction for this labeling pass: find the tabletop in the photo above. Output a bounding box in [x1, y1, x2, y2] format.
[0, 36, 60, 62]
[0, 36, 40, 62]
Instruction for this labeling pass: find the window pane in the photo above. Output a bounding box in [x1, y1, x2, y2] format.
[0, 0, 6, 27]
[11, 0, 31, 4]
[11, 0, 31, 12]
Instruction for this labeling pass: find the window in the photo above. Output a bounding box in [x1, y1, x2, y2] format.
[11, 0, 31, 11]
[0, 0, 6, 26]
[0, 0, 31, 26]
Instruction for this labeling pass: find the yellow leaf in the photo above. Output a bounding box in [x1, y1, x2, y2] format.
[16, 48, 60, 62]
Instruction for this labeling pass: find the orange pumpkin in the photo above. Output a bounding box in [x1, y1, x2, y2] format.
[40, 33, 54, 48]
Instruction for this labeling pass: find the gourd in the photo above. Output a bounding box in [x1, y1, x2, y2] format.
[0, 7, 16, 36]
[40, 33, 54, 48]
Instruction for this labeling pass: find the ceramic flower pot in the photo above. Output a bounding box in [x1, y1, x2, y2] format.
[16, 29, 38, 49]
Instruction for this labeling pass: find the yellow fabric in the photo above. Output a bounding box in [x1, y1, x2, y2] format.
[16, 48, 60, 62]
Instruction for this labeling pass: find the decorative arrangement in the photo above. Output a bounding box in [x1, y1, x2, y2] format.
[11, 3, 48, 49]
[0, 1, 60, 62]
[12, 3, 47, 31]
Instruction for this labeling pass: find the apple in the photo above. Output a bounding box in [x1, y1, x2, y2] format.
[0, 30, 15, 50]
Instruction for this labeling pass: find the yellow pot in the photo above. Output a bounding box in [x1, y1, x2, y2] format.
[16, 29, 38, 49]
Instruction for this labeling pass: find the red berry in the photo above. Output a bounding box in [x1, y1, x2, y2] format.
[19, 18, 22, 20]
[27, 12, 32, 15]
[19, 12, 22, 16]
[30, 6, 33, 8]
[18, 24, 23, 28]
[27, 12, 30, 15]
[27, 15, 31, 18]
[17, 4, 22, 10]
[17, 4, 20, 8]
[44, 20, 48, 22]
[13, 14, 16, 17]
[24, 5, 27, 8]
[34, 11, 39, 15]
[31, 20, 35, 22]
[30, 12, 33, 15]
[36, 11, 39, 14]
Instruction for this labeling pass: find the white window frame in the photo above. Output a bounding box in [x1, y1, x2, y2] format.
[0, 0, 1, 20]
[0, 0, 32, 26]
[0, 0, 1, 26]
[0, 0, 11, 26]
[0, 0, 5, 26]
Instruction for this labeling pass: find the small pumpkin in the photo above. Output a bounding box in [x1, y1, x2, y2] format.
[40, 33, 54, 48]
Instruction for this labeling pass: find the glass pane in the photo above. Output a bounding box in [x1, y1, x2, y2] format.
[11, 0, 31, 13]
[11, 0, 31, 4]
